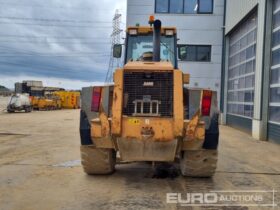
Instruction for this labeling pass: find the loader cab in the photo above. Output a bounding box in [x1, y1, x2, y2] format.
[125, 27, 178, 68]
[113, 24, 178, 69]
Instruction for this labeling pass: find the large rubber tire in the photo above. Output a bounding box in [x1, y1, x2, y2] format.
[25, 106, 32, 113]
[180, 150, 218, 177]
[80, 145, 116, 175]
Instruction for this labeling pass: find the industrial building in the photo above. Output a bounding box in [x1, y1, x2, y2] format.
[127, 0, 224, 103]
[221, 0, 280, 144]
[15, 80, 64, 96]
[127, 0, 280, 144]
[0, 85, 12, 96]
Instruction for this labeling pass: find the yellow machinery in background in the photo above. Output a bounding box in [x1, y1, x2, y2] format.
[30, 96, 39, 110]
[31, 91, 80, 111]
[31, 96, 61, 110]
[54, 91, 80, 109]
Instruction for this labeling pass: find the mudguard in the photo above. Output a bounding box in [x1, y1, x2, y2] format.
[203, 113, 219, 149]
[79, 110, 93, 145]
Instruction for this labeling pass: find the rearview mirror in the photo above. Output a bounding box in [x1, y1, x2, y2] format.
[178, 45, 187, 60]
[113, 44, 122, 58]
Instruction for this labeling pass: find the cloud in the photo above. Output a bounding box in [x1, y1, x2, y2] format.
[1, 75, 106, 90]
[0, 0, 126, 88]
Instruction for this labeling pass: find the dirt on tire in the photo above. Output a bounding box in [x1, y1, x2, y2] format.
[180, 150, 217, 177]
[80, 145, 116, 175]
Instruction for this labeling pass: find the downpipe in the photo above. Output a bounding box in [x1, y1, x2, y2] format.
[153, 19, 161, 62]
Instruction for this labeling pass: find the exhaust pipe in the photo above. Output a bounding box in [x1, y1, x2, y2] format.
[153, 19, 161, 62]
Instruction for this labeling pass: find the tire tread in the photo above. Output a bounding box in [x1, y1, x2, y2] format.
[80, 145, 115, 175]
[180, 150, 218, 177]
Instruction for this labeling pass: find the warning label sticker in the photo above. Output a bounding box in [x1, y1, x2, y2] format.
[128, 118, 140, 125]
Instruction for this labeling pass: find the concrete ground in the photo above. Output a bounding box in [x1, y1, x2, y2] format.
[0, 99, 279, 210]
[0, 96, 10, 111]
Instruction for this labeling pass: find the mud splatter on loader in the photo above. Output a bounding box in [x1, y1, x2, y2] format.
[79, 17, 219, 177]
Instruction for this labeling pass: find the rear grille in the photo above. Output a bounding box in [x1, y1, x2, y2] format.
[123, 71, 173, 117]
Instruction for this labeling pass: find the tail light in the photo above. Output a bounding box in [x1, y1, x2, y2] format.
[201, 90, 212, 116]
[91, 87, 102, 112]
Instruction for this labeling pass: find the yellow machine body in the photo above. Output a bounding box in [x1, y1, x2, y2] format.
[111, 62, 185, 141]
[54, 91, 80, 109]
[80, 24, 218, 163]
[87, 61, 206, 161]
[31, 97, 61, 110]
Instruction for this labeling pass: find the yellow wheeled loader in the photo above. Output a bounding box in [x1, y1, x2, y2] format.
[79, 17, 219, 177]
[31, 96, 61, 111]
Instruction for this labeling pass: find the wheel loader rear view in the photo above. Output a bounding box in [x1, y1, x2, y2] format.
[80, 17, 219, 177]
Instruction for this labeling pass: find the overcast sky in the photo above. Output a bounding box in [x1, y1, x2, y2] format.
[0, 0, 126, 89]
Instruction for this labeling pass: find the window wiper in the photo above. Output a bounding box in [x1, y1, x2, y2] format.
[160, 41, 175, 57]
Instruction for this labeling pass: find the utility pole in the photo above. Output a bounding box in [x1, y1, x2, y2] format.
[105, 10, 122, 83]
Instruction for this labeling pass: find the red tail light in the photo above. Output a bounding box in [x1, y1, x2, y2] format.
[201, 90, 212, 116]
[91, 87, 102, 112]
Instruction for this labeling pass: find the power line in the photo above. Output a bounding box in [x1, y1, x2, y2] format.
[0, 53, 110, 57]
[0, 60, 109, 75]
[105, 10, 122, 83]
[0, 61, 95, 79]
[0, 58, 109, 66]
[0, 2, 93, 10]
[0, 16, 114, 24]
[0, 45, 43, 57]
[0, 55, 110, 58]
[0, 21, 113, 28]
[0, 2, 125, 12]
[0, 40, 111, 44]
[0, 34, 111, 40]
[0, 60, 106, 81]
[0, 44, 110, 57]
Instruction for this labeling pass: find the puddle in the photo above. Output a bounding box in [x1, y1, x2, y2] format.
[0, 133, 30, 142]
[53, 159, 81, 168]
[0, 132, 29, 136]
[151, 163, 179, 179]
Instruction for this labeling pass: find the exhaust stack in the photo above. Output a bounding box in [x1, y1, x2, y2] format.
[153, 19, 161, 62]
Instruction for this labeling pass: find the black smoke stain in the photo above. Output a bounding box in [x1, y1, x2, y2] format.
[152, 163, 179, 179]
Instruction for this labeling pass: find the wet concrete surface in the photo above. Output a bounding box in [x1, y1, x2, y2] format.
[0, 96, 9, 111]
[0, 108, 279, 210]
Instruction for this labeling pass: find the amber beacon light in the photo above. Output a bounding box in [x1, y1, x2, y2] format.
[149, 15, 155, 25]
